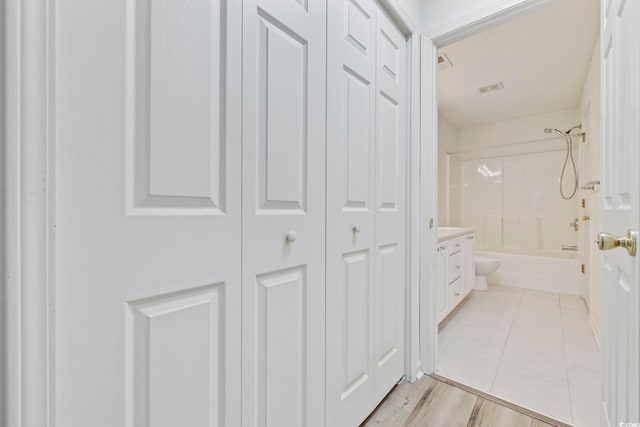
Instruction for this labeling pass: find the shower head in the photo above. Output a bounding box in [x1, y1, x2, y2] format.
[544, 128, 565, 136]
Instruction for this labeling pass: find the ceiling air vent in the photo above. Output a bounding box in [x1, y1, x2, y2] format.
[437, 53, 453, 70]
[478, 81, 504, 94]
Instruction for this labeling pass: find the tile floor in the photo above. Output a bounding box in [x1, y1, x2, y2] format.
[436, 285, 601, 426]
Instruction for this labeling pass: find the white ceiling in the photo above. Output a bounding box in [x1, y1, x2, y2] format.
[437, 0, 600, 129]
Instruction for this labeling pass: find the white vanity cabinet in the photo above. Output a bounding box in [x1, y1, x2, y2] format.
[437, 228, 475, 323]
[436, 243, 449, 321]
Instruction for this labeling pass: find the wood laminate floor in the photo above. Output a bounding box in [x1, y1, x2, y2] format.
[362, 375, 569, 427]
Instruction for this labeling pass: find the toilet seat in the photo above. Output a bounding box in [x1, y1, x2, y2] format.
[476, 256, 500, 264]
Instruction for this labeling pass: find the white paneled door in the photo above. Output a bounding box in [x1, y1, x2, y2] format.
[373, 7, 407, 405]
[326, 0, 378, 424]
[242, 0, 327, 427]
[600, 0, 640, 424]
[326, 2, 406, 425]
[55, 0, 242, 425]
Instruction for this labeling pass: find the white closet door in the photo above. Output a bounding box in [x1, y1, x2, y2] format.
[374, 7, 407, 404]
[326, 0, 377, 425]
[241, 1, 326, 426]
[54, 0, 242, 425]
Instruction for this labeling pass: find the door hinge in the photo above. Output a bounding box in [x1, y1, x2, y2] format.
[582, 198, 586, 208]
[581, 264, 585, 274]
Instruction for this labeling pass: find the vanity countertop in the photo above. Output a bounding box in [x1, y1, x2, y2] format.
[437, 227, 474, 242]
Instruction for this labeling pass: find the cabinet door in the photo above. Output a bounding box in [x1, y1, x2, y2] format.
[374, 7, 407, 404]
[242, 1, 327, 426]
[326, 0, 377, 425]
[437, 245, 450, 322]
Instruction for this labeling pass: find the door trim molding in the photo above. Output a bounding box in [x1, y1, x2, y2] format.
[4, 0, 55, 425]
[419, 0, 556, 374]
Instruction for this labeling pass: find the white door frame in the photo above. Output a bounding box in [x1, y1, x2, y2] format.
[3, 0, 422, 424]
[419, 0, 559, 374]
[4, 0, 55, 425]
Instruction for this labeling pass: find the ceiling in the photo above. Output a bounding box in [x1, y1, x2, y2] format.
[437, 0, 600, 129]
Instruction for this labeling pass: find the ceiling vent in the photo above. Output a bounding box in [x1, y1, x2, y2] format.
[437, 53, 454, 70]
[478, 81, 504, 94]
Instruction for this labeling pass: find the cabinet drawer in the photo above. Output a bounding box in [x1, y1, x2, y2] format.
[448, 251, 461, 283]
[449, 237, 462, 255]
[448, 278, 462, 309]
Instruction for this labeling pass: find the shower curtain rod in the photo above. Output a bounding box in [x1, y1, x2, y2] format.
[446, 132, 586, 156]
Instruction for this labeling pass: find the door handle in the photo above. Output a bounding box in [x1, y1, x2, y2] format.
[596, 229, 638, 256]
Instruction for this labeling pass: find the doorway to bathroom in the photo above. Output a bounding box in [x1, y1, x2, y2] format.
[432, 0, 602, 425]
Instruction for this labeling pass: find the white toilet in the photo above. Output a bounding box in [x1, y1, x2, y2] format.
[474, 257, 501, 291]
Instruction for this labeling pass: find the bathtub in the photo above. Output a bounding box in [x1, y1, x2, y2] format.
[478, 250, 582, 295]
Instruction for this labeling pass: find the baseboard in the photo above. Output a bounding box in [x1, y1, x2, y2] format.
[489, 271, 581, 295]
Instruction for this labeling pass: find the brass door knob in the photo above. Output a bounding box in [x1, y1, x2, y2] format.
[596, 229, 638, 256]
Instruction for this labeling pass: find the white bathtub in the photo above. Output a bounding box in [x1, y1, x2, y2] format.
[478, 251, 582, 295]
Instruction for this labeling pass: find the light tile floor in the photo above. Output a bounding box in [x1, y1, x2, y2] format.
[436, 285, 601, 426]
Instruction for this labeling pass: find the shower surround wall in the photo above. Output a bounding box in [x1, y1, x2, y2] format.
[441, 109, 583, 294]
[461, 151, 579, 257]
[451, 108, 581, 256]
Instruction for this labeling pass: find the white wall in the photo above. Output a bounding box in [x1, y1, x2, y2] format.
[578, 39, 601, 342]
[438, 115, 458, 225]
[450, 109, 582, 258]
[380, 0, 424, 31]
[457, 108, 581, 150]
[396, 0, 423, 24]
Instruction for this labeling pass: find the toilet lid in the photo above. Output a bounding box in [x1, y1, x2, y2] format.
[476, 256, 500, 264]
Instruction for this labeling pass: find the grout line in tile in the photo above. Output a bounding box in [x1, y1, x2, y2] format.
[488, 286, 524, 393]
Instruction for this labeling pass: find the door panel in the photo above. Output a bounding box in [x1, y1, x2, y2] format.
[326, 0, 377, 424]
[601, 0, 640, 424]
[255, 267, 307, 427]
[374, 8, 406, 405]
[242, 0, 326, 426]
[131, 0, 227, 211]
[55, 0, 242, 425]
[327, 0, 407, 424]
